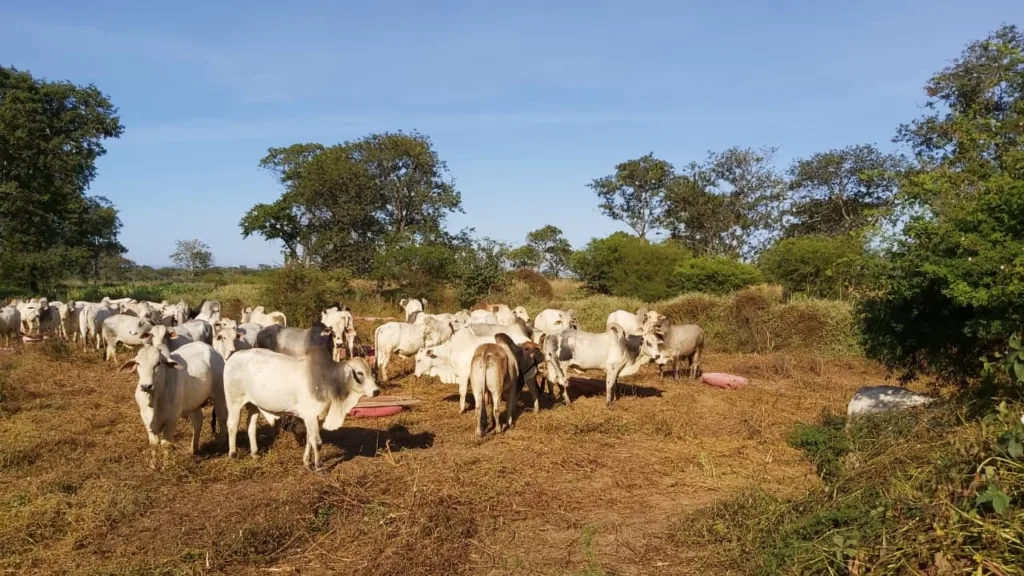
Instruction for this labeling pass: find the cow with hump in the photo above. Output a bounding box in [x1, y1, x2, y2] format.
[118, 339, 228, 470]
[469, 333, 545, 437]
[222, 328, 380, 470]
[373, 316, 455, 382]
[542, 323, 666, 406]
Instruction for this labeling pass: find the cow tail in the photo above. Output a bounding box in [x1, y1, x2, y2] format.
[373, 325, 381, 375]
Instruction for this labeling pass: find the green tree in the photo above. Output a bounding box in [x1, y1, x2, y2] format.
[571, 232, 689, 300]
[663, 146, 786, 259]
[785, 145, 908, 238]
[507, 245, 543, 270]
[759, 235, 868, 298]
[587, 153, 674, 241]
[525, 225, 573, 277]
[859, 25, 1024, 385]
[0, 66, 125, 290]
[672, 257, 764, 295]
[170, 239, 213, 284]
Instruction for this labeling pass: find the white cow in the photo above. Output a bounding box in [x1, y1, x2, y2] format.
[532, 308, 579, 343]
[321, 307, 357, 360]
[541, 324, 666, 406]
[469, 309, 499, 325]
[194, 300, 221, 323]
[373, 317, 455, 382]
[0, 306, 21, 346]
[241, 306, 287, 327]
[101, 314, 154, 362]
[399, 298, 427, 322]
[213, 322, 251, 360]
[62, 301, 87, 341]
[476, 304, 530, 325]
[415, 324, 533, 413]
[411, 311, 470, 331]
[654, 322, 705, 380]
[81, 302, 119, 350]
[846, 386, 936, 422]
[606, 307, 665, 335]
[118, 341, 227, 470]
[173, 319, 213, 346]
[237, 323, 262, 348]
[35, 298, 63, 336]
[223, 350, 379, 470]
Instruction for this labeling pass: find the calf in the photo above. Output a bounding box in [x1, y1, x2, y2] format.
[542, 324, 665, 406]
[223, 349, 379, 470]
[373, 317, 455, 382]
[470, 333, 545, 436]
[119, 341, 227, 469]
[655, 322, 705, 380]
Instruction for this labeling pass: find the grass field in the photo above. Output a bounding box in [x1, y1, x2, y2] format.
[0, 321, 896, 575]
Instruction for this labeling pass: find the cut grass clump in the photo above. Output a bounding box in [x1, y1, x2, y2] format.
[678, 401, 1024, 575]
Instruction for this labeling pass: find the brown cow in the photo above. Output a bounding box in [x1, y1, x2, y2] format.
[469, 333, 544, 437]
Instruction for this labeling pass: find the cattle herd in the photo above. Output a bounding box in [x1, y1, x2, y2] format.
[0, 295, 707, 471]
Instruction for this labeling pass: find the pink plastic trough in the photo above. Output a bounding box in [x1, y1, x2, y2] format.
[700, 372, 749, 390]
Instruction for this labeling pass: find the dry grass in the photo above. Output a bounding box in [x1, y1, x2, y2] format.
[0, 335, 894, 575]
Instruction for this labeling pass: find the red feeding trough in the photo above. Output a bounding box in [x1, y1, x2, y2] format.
[700, 372, 748, 390]
[349, 394, 421, 419]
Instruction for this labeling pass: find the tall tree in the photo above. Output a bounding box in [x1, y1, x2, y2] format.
[859, 24, 1024, 385]
[663, 146, 786, 259]
[170, 239, 213, 283]
[587, 153, 674, 241]
[240, 132, 462, 274]
[784, 144, 908, 238]
[525, 225, 573, 277]
[0, 66, 125, 290]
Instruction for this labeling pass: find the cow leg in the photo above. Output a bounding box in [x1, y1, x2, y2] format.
[159, 425, 175, 470]
[691, 348, 702, 379]
[526, 375, 541, 414]
[226, 403, 242, 458]
[658, 362, 664, 381]
[246, 407, 260, 458]
[302, 416, 322, 470]
[503, 378, 516, 432]
[146, 430, 160, 470]
[188, 409, 203, 455]
[475, 388, 487, 437]
[459, 374, 471, 414]
[605, 365, 624, 406]
[674, 356, 681, 381]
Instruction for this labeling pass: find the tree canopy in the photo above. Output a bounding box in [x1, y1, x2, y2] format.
[0, 65, 125, 290]
[587, 153, 674, 242]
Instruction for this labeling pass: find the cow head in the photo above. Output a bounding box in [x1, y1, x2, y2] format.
[119, 342, 183, 395]
[639, 331, 667, 364]
[513, 306, 529, 323]
[399, 298, 409, 309]
[565, 309, 579, 330]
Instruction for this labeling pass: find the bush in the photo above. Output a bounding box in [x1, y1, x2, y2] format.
[571, 233, 689, 301]
[758, 235, 868, 299]
[262, 266, 350, 328]
[672, 257, 763, 295]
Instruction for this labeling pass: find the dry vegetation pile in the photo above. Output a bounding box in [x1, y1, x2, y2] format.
[0, 338, 888, 575]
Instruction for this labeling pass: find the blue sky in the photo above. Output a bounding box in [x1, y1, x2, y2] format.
[2, 1, 1021, 266]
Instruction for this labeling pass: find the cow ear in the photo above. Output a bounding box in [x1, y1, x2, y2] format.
[168, 329, 178, 339]
[426, 350, 437, 358]
[118, 359, 137, 373]
[320, 326, 333, 337]
[163, 358, 184, 370]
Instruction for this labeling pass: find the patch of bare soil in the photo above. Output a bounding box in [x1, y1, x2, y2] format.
[0, 341, 891, 575]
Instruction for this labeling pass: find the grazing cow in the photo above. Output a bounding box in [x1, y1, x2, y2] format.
[532, 308, 579, 342]
[399, 298, 427, 322]
[373, 317, 455, 382]
[542, 324, 666, 406]
[846, 386, 936, 422]
[242, 306, 288, 327]
[255, 322, 334, 358]
[119, 341, 227, 470]
[470, 333, 545, 436]
[469, 309, 499, 324]
[654, 322, 705, 380]
[82, 302, 119, 350]
[223, 349, 380, 469]
[0, 306, 21, 346]
[415, 324, 532, 413]
[606, 307, 665, 335]
[101, 314, 154, 362]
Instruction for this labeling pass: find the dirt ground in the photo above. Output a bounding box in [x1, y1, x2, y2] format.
[0, 337, 890, 576]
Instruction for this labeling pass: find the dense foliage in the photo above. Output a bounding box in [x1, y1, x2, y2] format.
[0, 66, 125, 291]
[671, 257, 763, 295]
[858, 24, 1024, 385]
[759, 235, 868, 299]
[570, 233, 689, 301]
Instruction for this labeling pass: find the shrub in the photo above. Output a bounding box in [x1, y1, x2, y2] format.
[759, 235, 868, 299]
[672, 257, 763, 295]
[262, 265, 350, 328]
[571, 232, 688, 301]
